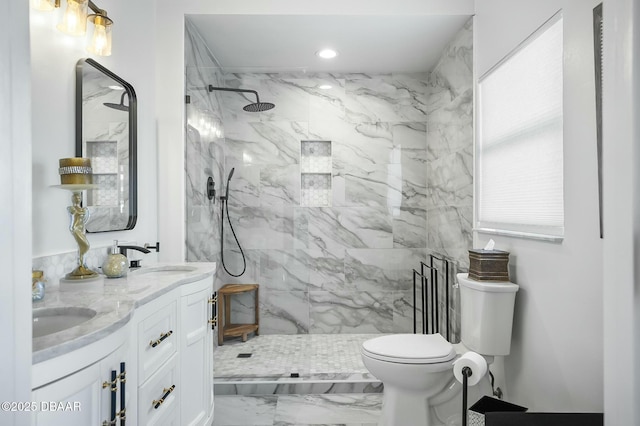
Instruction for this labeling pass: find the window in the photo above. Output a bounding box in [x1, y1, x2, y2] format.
[476, 14, 564, 240]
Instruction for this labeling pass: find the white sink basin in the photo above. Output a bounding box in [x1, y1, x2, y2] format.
[33, 307, 97, 338]
[132, 265, 198, 275]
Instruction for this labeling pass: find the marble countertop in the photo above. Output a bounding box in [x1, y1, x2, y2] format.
[32, 262, 216, 365]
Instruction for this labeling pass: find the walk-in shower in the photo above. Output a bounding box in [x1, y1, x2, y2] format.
[220, 167, 247, 277]
[207, 85, 275, 112]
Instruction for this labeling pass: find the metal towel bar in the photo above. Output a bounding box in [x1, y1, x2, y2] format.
[413, 253, 454, 341]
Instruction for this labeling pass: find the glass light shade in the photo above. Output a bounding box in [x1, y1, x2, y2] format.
[56, 0, 88, 36]
[86, 14, 113, 56]
[32, 0, 56, 11]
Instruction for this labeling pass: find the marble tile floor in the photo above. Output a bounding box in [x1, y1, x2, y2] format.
[213, 334, 383, 425]
[214, 334, 384, 381]
[213, 393, 381, 426]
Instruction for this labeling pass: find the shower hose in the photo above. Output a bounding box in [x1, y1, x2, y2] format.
[220, 195, 247, 277]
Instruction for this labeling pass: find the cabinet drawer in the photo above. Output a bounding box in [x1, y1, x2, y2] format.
[138, 353, 179, 426]
[138, 299, 178, 383]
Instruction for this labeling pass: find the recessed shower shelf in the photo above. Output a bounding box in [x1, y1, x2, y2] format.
[87, 173, 121, 207]
[301, 140, 332, 207]
[85, 140, 118, 179]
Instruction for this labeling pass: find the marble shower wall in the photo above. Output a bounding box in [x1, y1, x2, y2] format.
[426, 19, 474, 342]
[184, 20, 225, 269]
[217, 71, 430, 335]
[183, 19, 473, 338]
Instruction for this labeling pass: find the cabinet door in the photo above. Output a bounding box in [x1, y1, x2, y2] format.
[180, 283, 214, 426]
[33, 343, 130, 426]
[32, 362, 101, 426]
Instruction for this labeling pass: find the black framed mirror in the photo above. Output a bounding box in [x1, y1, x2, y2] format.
[76, 58, 137, 232]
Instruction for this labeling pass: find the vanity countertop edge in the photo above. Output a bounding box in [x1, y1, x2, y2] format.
[32, 262, 217, 365]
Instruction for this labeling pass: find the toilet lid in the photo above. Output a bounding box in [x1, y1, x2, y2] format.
[362, 334, 456, 364]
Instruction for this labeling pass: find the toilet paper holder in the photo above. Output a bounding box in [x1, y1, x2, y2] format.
[462, 366, 473, 426]
[455, 351, 489, 426]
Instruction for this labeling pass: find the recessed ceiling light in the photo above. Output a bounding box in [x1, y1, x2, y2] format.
[316, 48, 338, 59]
[319, 84, 332, 90]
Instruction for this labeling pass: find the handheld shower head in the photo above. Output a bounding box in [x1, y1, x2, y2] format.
[225, 168, 235, 199]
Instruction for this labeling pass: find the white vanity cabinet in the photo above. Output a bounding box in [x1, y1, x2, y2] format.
[179, 278, 215, 426]
[32, 328, 131, 426]
[32, 265, 215, 426]
[132, 275, 214, 426]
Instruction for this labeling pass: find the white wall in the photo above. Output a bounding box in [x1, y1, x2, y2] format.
[1, 2, 33, 425]
[602, 0, 640, 424]
[30, 0, 158, 258]
[475, 0, 603, 412]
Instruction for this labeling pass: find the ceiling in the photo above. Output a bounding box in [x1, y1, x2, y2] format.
[187, 14, 471, 74]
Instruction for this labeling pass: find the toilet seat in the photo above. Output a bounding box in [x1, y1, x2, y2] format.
[362, 334, 456, 364]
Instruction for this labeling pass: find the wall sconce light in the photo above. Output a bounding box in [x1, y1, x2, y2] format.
[31, 0, 59, 12]
[86, 8, 113, 56]
[56, 0, 88, 36]
[33, 0, 114, 56]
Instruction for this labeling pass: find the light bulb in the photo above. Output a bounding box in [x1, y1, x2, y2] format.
[86, 14, 113, 56]
[89, 23, 108, 53]
[57, 0, 88, 36]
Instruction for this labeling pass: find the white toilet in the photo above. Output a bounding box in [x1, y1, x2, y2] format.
[361, 273, 519, 426]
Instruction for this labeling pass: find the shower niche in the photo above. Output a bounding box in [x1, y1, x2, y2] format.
[300, 140, 332, 207]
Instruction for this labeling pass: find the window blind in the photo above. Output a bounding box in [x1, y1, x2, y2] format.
[477, 15, 564, 238]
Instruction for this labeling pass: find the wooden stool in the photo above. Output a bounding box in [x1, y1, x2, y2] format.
[218, 284, 259, 346]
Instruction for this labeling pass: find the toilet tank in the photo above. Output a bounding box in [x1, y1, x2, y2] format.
[458, 273, 519, 356]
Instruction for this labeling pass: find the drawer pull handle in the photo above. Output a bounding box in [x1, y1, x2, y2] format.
[211, 292, 217, 330]
[149, 330, 173, 348]
[119, 362, 126, 426]
[102, 379, 118, 392]
[152, 385, 175, 409]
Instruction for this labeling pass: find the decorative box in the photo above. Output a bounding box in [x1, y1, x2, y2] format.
[468, 249, 510, 281]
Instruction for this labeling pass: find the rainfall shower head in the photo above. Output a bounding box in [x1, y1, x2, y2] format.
[207, 85, 275, 113]
[103, 92, 129, 111]
[243, 101, 275, 112]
